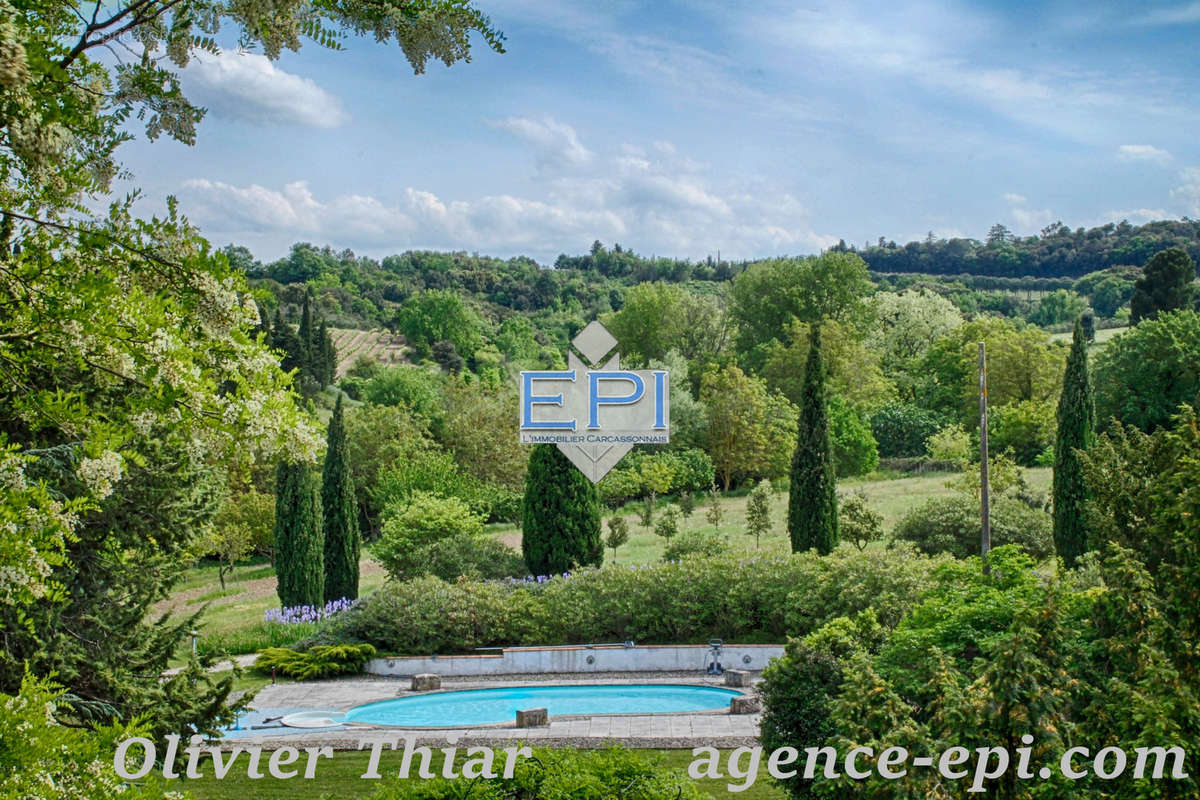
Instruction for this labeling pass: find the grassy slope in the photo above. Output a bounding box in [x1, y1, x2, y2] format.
[180, 749, 786, 800]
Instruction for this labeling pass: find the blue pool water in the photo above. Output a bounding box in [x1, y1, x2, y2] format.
[343, 684, 741, 727]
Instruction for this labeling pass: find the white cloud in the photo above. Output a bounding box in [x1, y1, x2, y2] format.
[1117, 144, 1172, 164]
[182, 51, 347, 128]
[1171, 167, 1200, 216]
[1139, 2, 1200, 25]
[1004, 192, 1056, 232]
[180, 128, 833, 261]
[489, 116, 592, 171]
[1099, 208, 1171, 225]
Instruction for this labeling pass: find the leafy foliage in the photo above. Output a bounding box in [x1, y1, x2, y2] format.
[371, 491, 485, 580]
[368, 746, 707, 800]
[0, 675, 180, 800]
[307, 546, 943, 654]
[661, 528, 728, 561]
[702, 364, 796, 489]
[839, 489, 883, 551]
[893, 494, 1053, 560]
[1094, 310, 1200, 431]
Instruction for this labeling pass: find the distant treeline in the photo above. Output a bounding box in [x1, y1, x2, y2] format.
[848, 218, 1200, 278]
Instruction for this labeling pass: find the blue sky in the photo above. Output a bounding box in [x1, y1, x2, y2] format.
[117, 0, 1200, 264]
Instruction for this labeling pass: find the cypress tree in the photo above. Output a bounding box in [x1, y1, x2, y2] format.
[787, 325, 839, 554]
[319, 321, 337, 384]
[298, 292, 314, 368]
[273, 461, 323, 608]
[322, 395, 360, 601]
[1052, 318, 1095, 567]
[521, 444, 603, 575]
[272, 308, 304, 374]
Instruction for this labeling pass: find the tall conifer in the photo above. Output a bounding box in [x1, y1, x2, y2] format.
[1052, 318, 1095, 566]
[298, 292, 314, 367]
[521, 444, 603, 575]
[787, 325, 839, 554]
[274, 461, 323, 608]
[322, 395, 360, 601]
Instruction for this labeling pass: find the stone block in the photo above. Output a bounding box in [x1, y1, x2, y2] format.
[411, 673, 441, 691]
[730, 696, 760, 714]
[724, 669, 753, 687]
[516, 708, 549, 727]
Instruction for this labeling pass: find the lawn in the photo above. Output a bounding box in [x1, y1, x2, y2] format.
[492, 466, 1051, 565]
[178, 748, 787, 800]
[1049, 324, 1127, 346]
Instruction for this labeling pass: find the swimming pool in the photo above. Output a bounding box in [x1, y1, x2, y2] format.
[343, 684, 742, 727]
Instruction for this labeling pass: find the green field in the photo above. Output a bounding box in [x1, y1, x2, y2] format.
[180, 748, 786, 800]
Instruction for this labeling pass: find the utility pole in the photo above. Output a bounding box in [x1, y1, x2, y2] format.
[978, 341, 991, 574]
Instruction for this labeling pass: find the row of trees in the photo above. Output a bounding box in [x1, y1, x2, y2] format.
[855, 218, 1200, 278]
[274, 397, 362, 608]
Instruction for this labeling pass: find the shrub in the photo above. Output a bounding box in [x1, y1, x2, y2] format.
[368, 746, 707, 800]
[759, 612, 886, 800]
[662, 528, 729, 561]
[678, 490, 696, 517]
[892, 494, 1054, 560]
[870, 402, 945, 458]
[374, 450, 513, 521]
[405, 533, 526, 582]
[924, 424, 971, 462]
[371, 492, 484, 580]
[254, 643, 377, 680]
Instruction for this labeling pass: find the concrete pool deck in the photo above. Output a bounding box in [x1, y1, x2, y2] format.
[228, 672, 762, 749]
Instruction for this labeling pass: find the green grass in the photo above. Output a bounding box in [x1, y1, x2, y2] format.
[178, 748, 786, 800]
[1050, 324, 1127, 345]
[488, 467, 1052, 564]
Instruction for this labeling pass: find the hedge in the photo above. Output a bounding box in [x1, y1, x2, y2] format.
[304, 545, 945, 654]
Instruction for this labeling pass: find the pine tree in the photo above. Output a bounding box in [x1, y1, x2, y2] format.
[788, 324, 839, 554]
[273, 461, 323, 608]
[521, 444, 603, 575]
[1052, 318, 1095, 567]
[322, 395, 360, 601]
